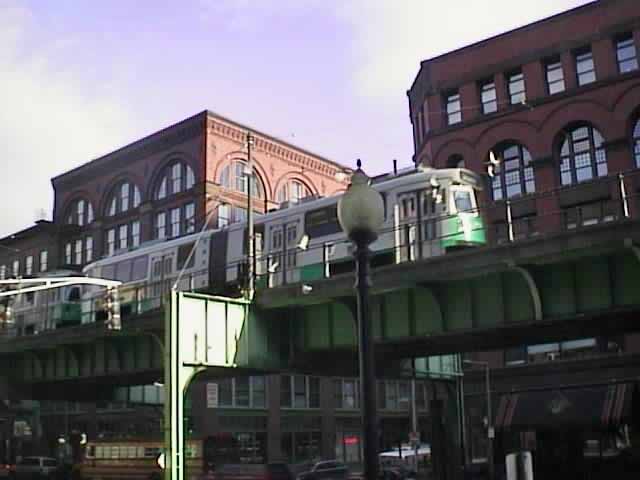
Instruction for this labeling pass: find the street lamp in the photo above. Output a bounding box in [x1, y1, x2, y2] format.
[464, 360, 494, 480]
[337, 159, 385, 480]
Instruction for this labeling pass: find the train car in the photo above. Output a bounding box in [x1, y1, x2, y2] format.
[77, 165, 485, 321]
[8, 269, 83, 335]
[223, 165, 486, 289]
[79, 438, 202, 480]
[81, 232, 215, 324]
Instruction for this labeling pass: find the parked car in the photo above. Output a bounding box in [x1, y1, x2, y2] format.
[296, 460, 349, 480]
[13, 457, 58, 479]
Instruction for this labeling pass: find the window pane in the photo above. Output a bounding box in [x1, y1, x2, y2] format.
[617, 36, 638, 73]
[235, 377, 250, 407]
[576, 51, 596, 85]
[481, 82, 497, 114]
[508, 72, 525, 104]
[446, 93, 461, 125]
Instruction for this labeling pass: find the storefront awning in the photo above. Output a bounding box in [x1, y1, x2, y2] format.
[495, 383, 634, 431]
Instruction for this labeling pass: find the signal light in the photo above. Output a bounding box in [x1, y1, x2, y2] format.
[104, 286, 121, 330]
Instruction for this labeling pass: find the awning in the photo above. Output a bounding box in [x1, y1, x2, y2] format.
[495, 383, 634, 431]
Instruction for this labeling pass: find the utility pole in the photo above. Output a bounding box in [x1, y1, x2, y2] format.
[246, 131, 255, 298]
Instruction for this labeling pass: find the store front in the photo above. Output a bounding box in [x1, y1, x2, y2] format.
[493, 383, 638, 478]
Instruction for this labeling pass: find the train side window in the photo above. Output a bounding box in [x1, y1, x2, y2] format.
[305, 205, 341, 238]
[399, 193, 417, 219]
[271, 227, 283, 251]
[115, 260, 132, 283]
[177, 242, 196, 270]
[102, 265, 116, 280]
[131, 256, 149, 281]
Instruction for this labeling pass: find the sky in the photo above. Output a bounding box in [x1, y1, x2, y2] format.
[0, 0, 592, 237]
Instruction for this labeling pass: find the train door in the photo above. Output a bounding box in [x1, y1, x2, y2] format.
[284, 221, 300, 284]
[150, 253, 174, 307]
[267, 225, 284, 287]
[395, 192, 418, 263]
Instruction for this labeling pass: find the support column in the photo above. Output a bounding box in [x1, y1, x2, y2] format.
[320, 377, 336, 460]
[267, 374, 282, 462]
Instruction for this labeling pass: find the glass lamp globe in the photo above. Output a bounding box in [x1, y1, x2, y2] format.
[337, 160, 385, 246]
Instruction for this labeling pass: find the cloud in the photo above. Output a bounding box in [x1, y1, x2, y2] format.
[0, 1, 136, 237]
[336, 0, 592, 103]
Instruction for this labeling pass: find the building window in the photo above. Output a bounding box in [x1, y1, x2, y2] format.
[155, 161, 196, 200]
[12, 260, 19, 277]
[170, 208, 180, 238]
[25, 256, 33, 276]
[218, 204, 230, 228]
[616, 34, 638, 74]
[507, 71, 525, 104]
[334, 378, 359, 409]
[559, 124, 607, 186]
[184, 203, 195, 234]
[39, 250, 48, 272]
[280, 375, 319, 409]
[155, 212, 166, 240]
[85, 237, 93, 263]
[576, 49, 596, 86]
[490, 144, 536, 201]
[0, 265, 5, 279]
[633, 118, 640, 168]
[131, 221, 140, 247]
[74, 240, 83, 265]
[107, 182, 141, 216]
[480, 81, 497, 114]
[447, 154, 465, 169]
[277, 179, 312, 204]
[234, 206, 247, 224]
[219, 161, 265, 198]
[64, 243, 72, 265]
[445, 92, 461, 125]
[118, 225, 129, 250]
[106, 229, 116, 256]
[545, 59, 565, 95]
[66, 199, 94, 226]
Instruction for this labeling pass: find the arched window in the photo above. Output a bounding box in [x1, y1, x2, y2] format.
[490, 143, 535, 200]
[65, 198, 94, 226]
[219, 160, 264, 198]
[559, 125, 607, 186]
[106, 181, 141, 216]
[277, 179, 311, 203]
[633, 118, 640, 168]
[447, 154, 465, 169]
[155, 161, 196, 200]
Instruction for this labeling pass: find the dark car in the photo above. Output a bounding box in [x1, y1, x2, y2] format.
[296, 460, 349, 480]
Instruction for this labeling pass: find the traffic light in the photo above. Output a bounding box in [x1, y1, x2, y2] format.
[104, 287, 121, 330]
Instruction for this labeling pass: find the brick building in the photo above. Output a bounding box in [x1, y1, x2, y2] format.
[407, 0, 640, 475]
[50, 110, 349, 270]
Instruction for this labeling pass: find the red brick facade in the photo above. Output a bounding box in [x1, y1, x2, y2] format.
[408, 0, 640, 237]
[49, 110, 349, 267]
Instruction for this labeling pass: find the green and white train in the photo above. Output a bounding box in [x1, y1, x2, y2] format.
[76, 165, 486, 322]
[220, 165, 487, 289]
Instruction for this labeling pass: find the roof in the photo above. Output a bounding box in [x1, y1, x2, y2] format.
[0, 220, 55, 245]
[52, 109, 350, 186]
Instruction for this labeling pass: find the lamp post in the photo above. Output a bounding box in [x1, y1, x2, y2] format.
[464, 360, 493, 480]
[337, 159, 384, 480]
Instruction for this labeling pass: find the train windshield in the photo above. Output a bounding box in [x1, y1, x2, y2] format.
[452, 189, 474, 212]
